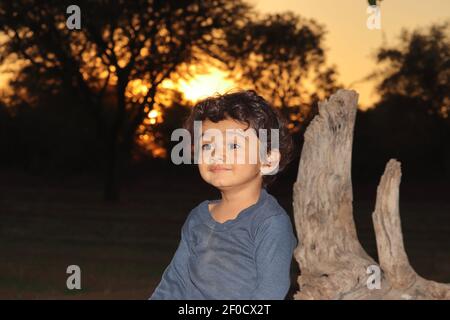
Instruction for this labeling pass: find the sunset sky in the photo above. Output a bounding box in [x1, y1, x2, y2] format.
[253, 0, 450, 108]
[1, 1, 449, 109]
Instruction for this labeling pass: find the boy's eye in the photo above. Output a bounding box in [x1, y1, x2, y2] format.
[228, 143, 241, 150]
[201, 143, 212, 150]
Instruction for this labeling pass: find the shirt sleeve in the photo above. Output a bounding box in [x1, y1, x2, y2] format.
[148, 218, 191, 300]
[250, 214, 297, 300]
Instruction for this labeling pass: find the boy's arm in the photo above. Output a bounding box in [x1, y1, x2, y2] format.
[149, 219, 191, 300]
[251, 214, 297, 300]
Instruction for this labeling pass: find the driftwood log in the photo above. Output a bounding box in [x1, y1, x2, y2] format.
[292, 89, 450, 300]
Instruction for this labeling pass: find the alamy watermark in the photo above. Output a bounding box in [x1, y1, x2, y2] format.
[66, 5, 81, 30]
[366, 265, 381, 290]
[170, 121, 280, 174]
[66, 265, 81, 290]
[366, 1, 382, 30]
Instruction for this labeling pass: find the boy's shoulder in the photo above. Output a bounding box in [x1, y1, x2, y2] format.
[250, 192, 291, 229]
[181, 200, 208, 229]
[256, 190, 288, 217]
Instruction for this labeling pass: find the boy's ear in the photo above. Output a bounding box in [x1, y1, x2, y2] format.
[260, 149, 281, 176]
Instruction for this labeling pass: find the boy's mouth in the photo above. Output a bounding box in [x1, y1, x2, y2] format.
[209, 165, 232, 172]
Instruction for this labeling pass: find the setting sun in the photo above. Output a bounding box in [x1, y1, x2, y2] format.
[176, 67, 236, 103]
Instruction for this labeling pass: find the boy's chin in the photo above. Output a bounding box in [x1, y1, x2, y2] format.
[206, 176, 259, 190]
[207, 179, 235, 189]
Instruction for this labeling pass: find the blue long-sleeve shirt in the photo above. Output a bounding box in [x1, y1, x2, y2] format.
[149, 188, 298, 300]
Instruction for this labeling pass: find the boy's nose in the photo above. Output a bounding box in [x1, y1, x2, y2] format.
[211, 150, 224, 163]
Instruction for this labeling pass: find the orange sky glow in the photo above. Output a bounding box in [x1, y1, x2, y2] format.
[1, 0, 449, 111]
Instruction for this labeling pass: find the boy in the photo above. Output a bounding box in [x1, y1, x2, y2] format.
[149, 90, 297, 300]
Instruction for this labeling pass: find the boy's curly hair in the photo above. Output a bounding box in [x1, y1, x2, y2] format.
[183, 89, 294, 187]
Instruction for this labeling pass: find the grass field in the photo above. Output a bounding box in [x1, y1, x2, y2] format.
[0, 169, 449, 299]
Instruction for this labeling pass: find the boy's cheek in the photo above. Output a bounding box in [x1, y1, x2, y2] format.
[233, 163, 261, 175]
[198, 163, 210, 174]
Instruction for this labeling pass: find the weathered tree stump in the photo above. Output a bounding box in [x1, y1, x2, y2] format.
[292, 89, 450, 300]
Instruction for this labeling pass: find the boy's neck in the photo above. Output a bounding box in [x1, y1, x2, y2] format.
[209, 180, 262, 222]
[220, 185, 261, 207]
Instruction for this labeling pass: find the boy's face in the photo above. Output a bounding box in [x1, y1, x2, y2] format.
[197, 117, 264, 189]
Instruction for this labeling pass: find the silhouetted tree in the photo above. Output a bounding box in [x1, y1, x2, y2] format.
[362, 21, 450, 179]
[0, 0, 251, 201]
[203, 11, 341, 134]
[371, 22, 449, 119]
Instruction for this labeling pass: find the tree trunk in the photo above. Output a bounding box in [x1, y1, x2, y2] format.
[444, 121, 450, 180]
[103, 132, 134, 202]
[103, 78, 132, 202]
[292, 89, 450, 300]
[104, 137, 121, 202]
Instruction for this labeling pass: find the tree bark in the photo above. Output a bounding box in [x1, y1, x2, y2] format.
[292, 89, 450, 300]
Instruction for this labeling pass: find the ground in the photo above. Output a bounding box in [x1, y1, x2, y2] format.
[0, 168, 449, 299]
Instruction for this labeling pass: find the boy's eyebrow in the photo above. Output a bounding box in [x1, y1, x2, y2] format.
[201, 129, 250, 139]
